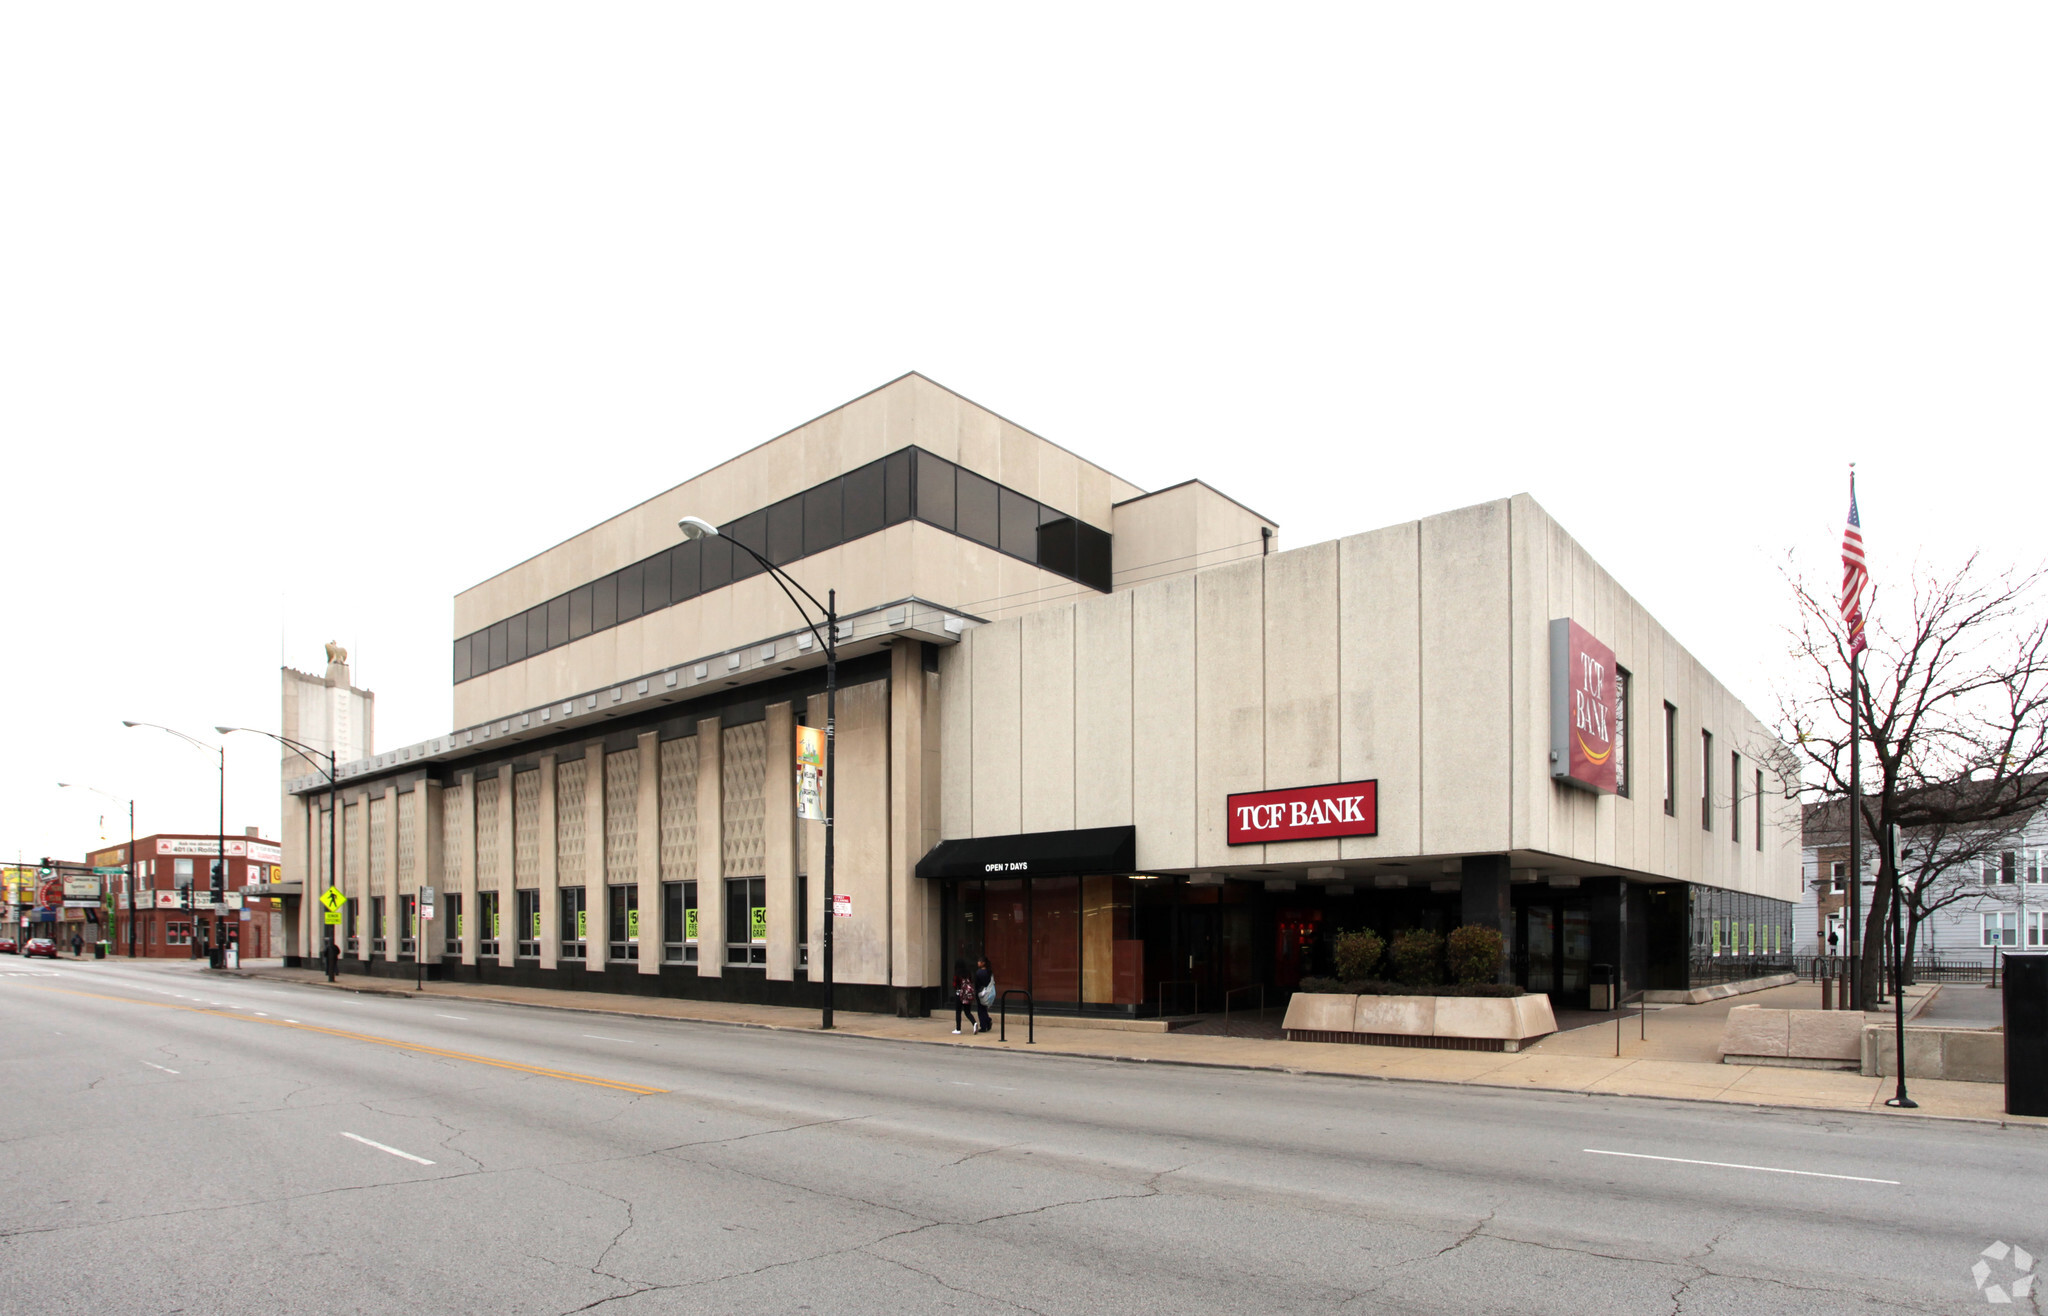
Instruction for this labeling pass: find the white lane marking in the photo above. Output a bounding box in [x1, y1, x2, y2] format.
[340, 1132, 435, 1165]
[434, 1014, 468, 1021]
[283, 1019, 299, 1024]
[143, 1062, 180, 1074]
[1584, 1149, 1899, 1185]
[582, 1034, 637, 1043]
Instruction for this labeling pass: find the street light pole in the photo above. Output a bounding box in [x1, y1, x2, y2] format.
[219, 727, 338, 979]
[678, 516, 837, 1030]
[122, 721, 225, 961]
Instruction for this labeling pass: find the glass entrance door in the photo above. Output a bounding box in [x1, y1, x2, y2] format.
[1526, 906, 1555, 994]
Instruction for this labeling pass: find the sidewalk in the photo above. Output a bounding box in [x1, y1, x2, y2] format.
[223, 965, 2045, 1128]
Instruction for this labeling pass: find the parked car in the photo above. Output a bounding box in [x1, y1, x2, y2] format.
[0, 936, 16, 954]
[23, 938, 58, 959]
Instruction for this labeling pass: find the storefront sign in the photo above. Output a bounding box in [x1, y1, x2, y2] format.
[795, 726, 825, 822]
[157, 838, 240, 857]
[63, 876, 102, 900]
[1226, 781, 1378, 845]
[1549, 618, 1619, 794]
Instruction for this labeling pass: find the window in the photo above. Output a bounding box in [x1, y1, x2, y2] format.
[1613, 669, 1631, 798]
[1983, 911, 2018, 948]
[914, 449, 956, 531]
[1700, 731, 1713, 831]
[454, 634, 473, 682]
[841, 458, 885, 541]
[883, 449, 913, 525]
[174, 858, 194, 890]
[488, 620, 508, 671]
[1830, 860, 1846, 893]
[548, 595, 569, 648]
[999, 486, 1038, 560]
[726, 510, 767, 580]
[444, 892, 463, 943]
[1036, 514, 1078, 580]
[642, 547, 670, 614]
[517, 889, 542, 958]
[608, 884, 638, 962]
[699, 533, 732, 592]
[804, 484, 844, 560]
[506, 609, 528, 665]
[345, 897, 359, 952]
[478, 890, 500, 957]
[664, 880, 697, 964]
[766, 493, 804, 566]
[1075, 523, 1112, 593]
[726, 877, 765, 966]
[1731, 752, 1741, 844]
[399, 894, 416, 957]
[569, 584, 593, 640]
[592, 573, 618, 631]
[954, 468, 999, 548]
[2003, 851, 2018, 884]
[617, 562, 644, 624]
[371, 895, 386, 954]
[796, 872, 810, 971]
[1755, 769, 1764, 851]
[560, 886, 587, 960]
[2029, 910, 2048, 948]
[1662, 703, 1678, 817]
[669, 540, 701, 604]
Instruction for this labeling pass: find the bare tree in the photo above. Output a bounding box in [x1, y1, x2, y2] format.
[1777, 555, 2048, 1009]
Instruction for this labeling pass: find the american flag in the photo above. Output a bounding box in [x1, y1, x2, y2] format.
[1841, 476, 1868, 656]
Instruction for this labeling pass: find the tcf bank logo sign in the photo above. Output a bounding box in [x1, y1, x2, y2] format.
[1227, 781, 1379, 845]
[1550, 619, 1619, 794]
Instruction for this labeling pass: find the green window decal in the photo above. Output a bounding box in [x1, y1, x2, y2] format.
[685, 909, 698, 941]
[576, 910, 586, 940]
[627, 909, 639, 941]
[750, 906, 767, 942]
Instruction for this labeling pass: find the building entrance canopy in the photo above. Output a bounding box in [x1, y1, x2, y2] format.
[915, 827, 1135, 881]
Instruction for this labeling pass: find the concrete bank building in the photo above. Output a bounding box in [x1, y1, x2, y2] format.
[276, 373, 1800, 1015]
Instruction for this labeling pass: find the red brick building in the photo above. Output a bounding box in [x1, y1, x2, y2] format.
[84, 831, 285, 958]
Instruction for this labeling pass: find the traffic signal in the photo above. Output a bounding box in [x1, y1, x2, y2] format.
[208, 859, 224, 902]
[180, 885, 192, 911]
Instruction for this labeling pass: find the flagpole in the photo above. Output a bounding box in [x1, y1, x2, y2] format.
[1844, 465, 1864, 1012]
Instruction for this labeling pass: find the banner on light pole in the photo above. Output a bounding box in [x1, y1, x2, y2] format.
[796, 725, 826, 821]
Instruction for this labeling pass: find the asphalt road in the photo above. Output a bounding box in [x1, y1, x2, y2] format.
[2, 958, 2042, 1315]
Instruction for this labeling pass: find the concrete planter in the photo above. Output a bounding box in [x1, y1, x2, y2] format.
[1282, 991, 1557, 1053]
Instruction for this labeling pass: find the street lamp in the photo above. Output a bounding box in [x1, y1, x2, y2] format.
[57, 782, 134, 958]
[122, 721, 224, 962]
[219, 726, 339, 980]
[679, 515, 840, 1030]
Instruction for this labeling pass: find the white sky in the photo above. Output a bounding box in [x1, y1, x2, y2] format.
[4, 5, 2042, 866]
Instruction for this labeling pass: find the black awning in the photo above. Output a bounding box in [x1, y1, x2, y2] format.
[914, 827, 1136, 881]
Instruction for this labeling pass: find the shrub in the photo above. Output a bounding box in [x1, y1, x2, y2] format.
[1296, 976, 1346, 995]
[1445, 924, 1505, 986]
[1386, 929, 1444, 988]
[1331, 928, 1385, 982]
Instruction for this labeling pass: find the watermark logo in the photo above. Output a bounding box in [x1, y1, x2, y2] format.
[1972, 1241, 2035, 1304]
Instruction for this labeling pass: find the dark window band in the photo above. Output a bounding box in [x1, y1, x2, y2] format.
[455, 446, 1112, 683]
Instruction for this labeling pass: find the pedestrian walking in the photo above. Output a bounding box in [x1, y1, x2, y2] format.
[952, 961, 976, 1034]
[972, 957, 994, 1035]
[70, 932, 84, 958]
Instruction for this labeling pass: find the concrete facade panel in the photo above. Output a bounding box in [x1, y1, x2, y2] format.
[1073, 591, 1134, 831]
[1131, 576, 1197, 871]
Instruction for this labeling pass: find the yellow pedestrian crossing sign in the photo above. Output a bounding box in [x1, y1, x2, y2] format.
[320, 887, 345, 914]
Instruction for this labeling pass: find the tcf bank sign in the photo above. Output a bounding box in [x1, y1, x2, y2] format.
[1550, 618, 1620, 794]
[1228, 780, 1379, 845]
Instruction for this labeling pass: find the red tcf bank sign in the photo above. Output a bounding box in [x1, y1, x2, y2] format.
[1550, 618, 1619, 794]
[1227, 780, 1379, 845]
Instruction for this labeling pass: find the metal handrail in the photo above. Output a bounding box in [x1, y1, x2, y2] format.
[1223, 984, 1266, 1037]
[1157, 978, 1198, 1018]
[1000, 989, 1034, 1044]
[1615, 988, 1648, 1057]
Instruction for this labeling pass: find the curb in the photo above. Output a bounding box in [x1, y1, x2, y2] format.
[217, 968, 2048, 1131]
